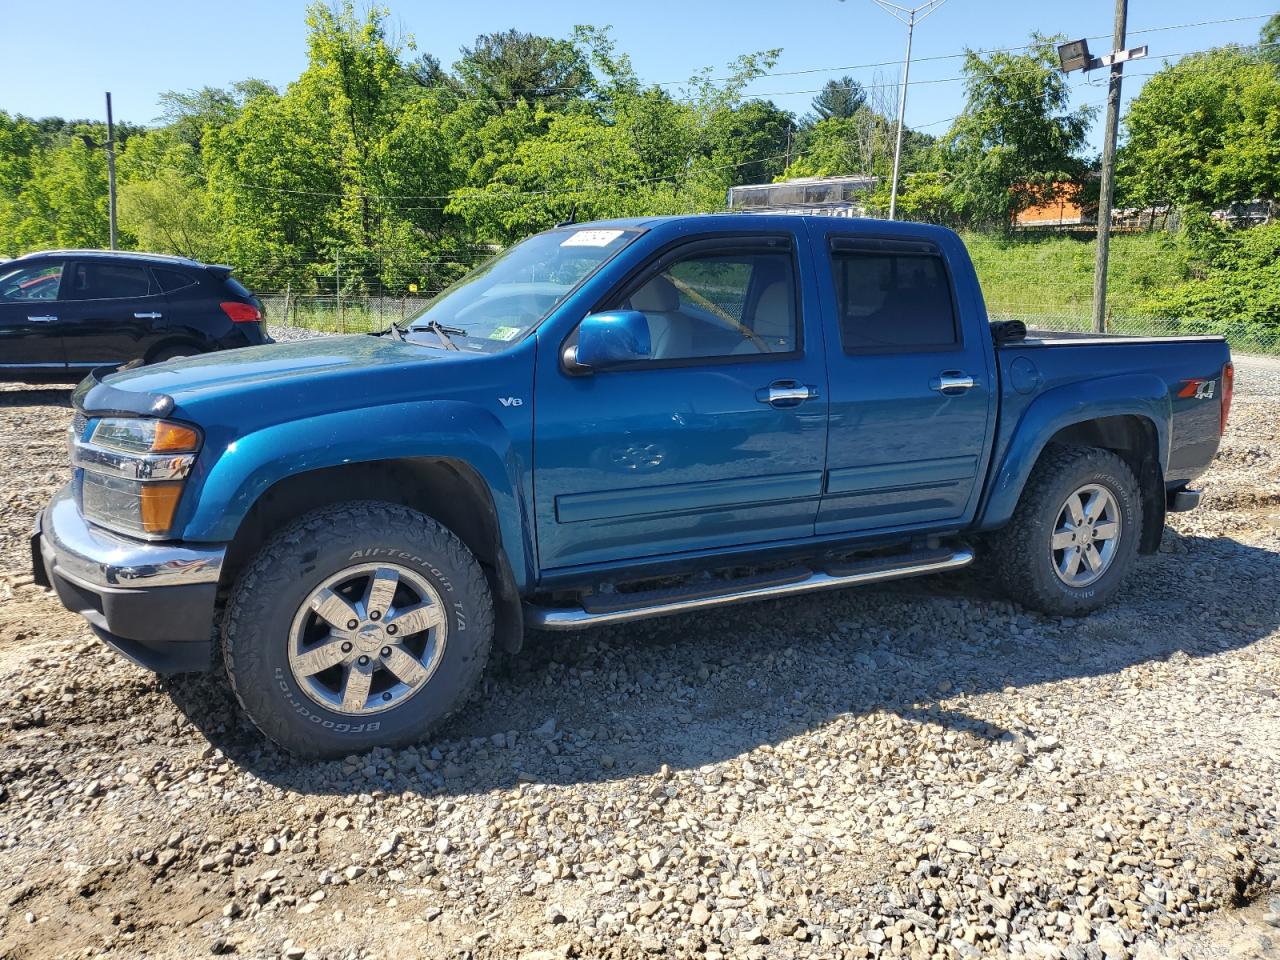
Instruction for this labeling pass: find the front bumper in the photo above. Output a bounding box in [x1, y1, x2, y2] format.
[33, 486, 226, 674]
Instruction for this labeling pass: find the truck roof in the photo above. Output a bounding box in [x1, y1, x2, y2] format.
[560, 213, 960, 242]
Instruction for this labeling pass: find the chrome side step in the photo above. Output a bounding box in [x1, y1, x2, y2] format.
[524, 547, 974, 631]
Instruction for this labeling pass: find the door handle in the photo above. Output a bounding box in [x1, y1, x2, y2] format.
[27, 315, 56, 323]
[930, 372, 976, 394]
[134, 312, 163, 319]
[756, 380, 819, 407]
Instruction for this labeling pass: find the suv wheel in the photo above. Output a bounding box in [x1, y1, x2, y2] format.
[990, 445, 1142, 617]
[222, 501, 493, 757]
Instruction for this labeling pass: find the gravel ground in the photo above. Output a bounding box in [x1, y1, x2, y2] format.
[0, 350, 1277, 960]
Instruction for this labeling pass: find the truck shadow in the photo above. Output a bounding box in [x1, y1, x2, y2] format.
[163, 527, 1278, 795]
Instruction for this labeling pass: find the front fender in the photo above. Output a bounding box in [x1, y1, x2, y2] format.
[175, 400, 533, 587]
[977, 373, 1171, 530]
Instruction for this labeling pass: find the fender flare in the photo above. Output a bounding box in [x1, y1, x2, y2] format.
[175, 399, 534, 587]
[976, 373, 1171, 531]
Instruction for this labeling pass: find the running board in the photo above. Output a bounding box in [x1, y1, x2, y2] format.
[524, 546, 974, 631]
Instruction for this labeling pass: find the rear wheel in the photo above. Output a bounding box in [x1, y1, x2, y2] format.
[990, 445, 1141, 616]
[147, 345, 198, 364]
[222, 501, 493, 757]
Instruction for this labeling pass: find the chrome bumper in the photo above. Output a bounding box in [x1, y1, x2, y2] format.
[34, 485, 226, 673]
[39, 485, 224, 589]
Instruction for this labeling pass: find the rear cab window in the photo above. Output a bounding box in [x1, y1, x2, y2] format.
[829, 237, 959, 353]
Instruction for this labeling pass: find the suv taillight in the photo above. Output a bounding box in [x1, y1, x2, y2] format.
[220, 301, 262, 323]
[1220, 361, 1234, 435]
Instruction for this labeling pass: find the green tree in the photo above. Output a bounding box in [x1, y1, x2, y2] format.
[809, 76, 866, 122]
[1119, 47, 1280, 220]
[1261, 13, 1280, 67]
[938, 35, 1093, 229]
[454, 29, 594, 109]
[157, 80, 276, 151]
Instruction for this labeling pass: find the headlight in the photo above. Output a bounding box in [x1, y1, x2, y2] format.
[72, 418, 202, 539]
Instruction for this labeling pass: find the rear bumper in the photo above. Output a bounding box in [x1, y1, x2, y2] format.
[1167, 487, 1203, 513]
[33, 486, 225, 674]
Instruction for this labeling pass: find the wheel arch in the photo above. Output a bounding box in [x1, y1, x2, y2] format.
[145, 336, 207, 364]
[218, 457, 526, 652]
[977, 374, 1171, 554]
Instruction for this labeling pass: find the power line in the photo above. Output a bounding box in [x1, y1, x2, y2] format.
[264, 12, 1272, 111]
[441, 12, 1275, 96]
[122, 35, 1272, 213]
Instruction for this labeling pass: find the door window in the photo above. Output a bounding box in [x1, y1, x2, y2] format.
[0, 263, 62, 302]
[609, 243, 799, 361]
[832, 248, 958, 353]
[65, 262, 154, 300]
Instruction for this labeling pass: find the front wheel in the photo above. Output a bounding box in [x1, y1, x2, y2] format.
[222, 501, 493, 758]
[990, 445, 1142, 617]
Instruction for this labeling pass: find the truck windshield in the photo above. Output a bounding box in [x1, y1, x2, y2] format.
[405, 227, 639, 352]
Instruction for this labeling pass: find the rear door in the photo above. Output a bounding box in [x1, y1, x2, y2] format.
[811, 230, 993, 535]
[0, 260, 67, 371]
[533, 228, 830, 570]
[59, 259, 168, 368]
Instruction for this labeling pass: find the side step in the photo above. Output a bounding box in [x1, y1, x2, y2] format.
[524, 546, 974, 631]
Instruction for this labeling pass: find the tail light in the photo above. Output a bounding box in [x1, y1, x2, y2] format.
[1220, 361, 1234, 435]
[220, 301, 262, 323]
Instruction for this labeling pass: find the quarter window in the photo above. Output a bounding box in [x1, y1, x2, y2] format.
[832, 248, 958, 353]
[611, 245, 799, 361]
[65, 262, 154, 300]
[0, 263, 62, 302]
[153, 268, 197, 292]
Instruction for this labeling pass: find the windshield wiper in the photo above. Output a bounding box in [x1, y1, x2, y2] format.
[385, 320, 405, 342]
[421, 319, 465, 351]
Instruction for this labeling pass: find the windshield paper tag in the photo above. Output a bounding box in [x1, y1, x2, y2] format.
[560, 229, 624, 247]
[489, 325, 521, 341]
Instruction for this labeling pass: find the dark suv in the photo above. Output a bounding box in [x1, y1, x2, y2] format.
[0, 250, 270, 381]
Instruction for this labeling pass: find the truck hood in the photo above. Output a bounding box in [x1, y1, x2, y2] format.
[72, 335, 459, 419]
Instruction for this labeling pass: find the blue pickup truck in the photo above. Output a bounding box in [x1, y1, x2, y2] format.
[33, 215, 1234, 757]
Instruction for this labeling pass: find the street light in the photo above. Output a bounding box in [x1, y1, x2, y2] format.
[866, 0, 948, 221]
[1057, 7, 1148, 332]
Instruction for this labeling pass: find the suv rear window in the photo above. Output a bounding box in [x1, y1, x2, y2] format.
[66, 262, 154, 300]
[831, 245, 958, 353]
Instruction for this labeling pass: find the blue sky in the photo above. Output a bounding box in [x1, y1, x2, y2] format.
[0, 1, 1273, 153]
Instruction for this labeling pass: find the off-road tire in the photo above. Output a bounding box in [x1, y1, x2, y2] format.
[222, 500, 493, 758]
[990, 445, 1142, 617]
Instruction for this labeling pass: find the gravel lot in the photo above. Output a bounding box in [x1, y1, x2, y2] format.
[0, 345, 1277, 960]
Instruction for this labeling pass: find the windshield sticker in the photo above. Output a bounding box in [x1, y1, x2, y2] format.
[560, 229, 625, 247]
[489, 325, 521, 341]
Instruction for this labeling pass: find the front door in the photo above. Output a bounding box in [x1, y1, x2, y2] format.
[534, 232, 829, 571]
[812, 231, 994, 535]
[59, 259, 168, 368]
[0, 260, 66, 371]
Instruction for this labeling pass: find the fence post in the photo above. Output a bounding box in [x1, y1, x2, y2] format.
[283, 280, 291, 328]
[336, 250, 343, 334]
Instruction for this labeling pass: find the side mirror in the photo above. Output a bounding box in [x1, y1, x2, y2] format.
[567, 310, 651, 372]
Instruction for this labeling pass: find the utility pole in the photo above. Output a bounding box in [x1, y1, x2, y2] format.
[1091, 0, 1126, 333]
[104, 92, 118, 250]
[867, 0, 948, 220]
[81, 94, 120, 249]
[1055, 14, 1147, 332]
